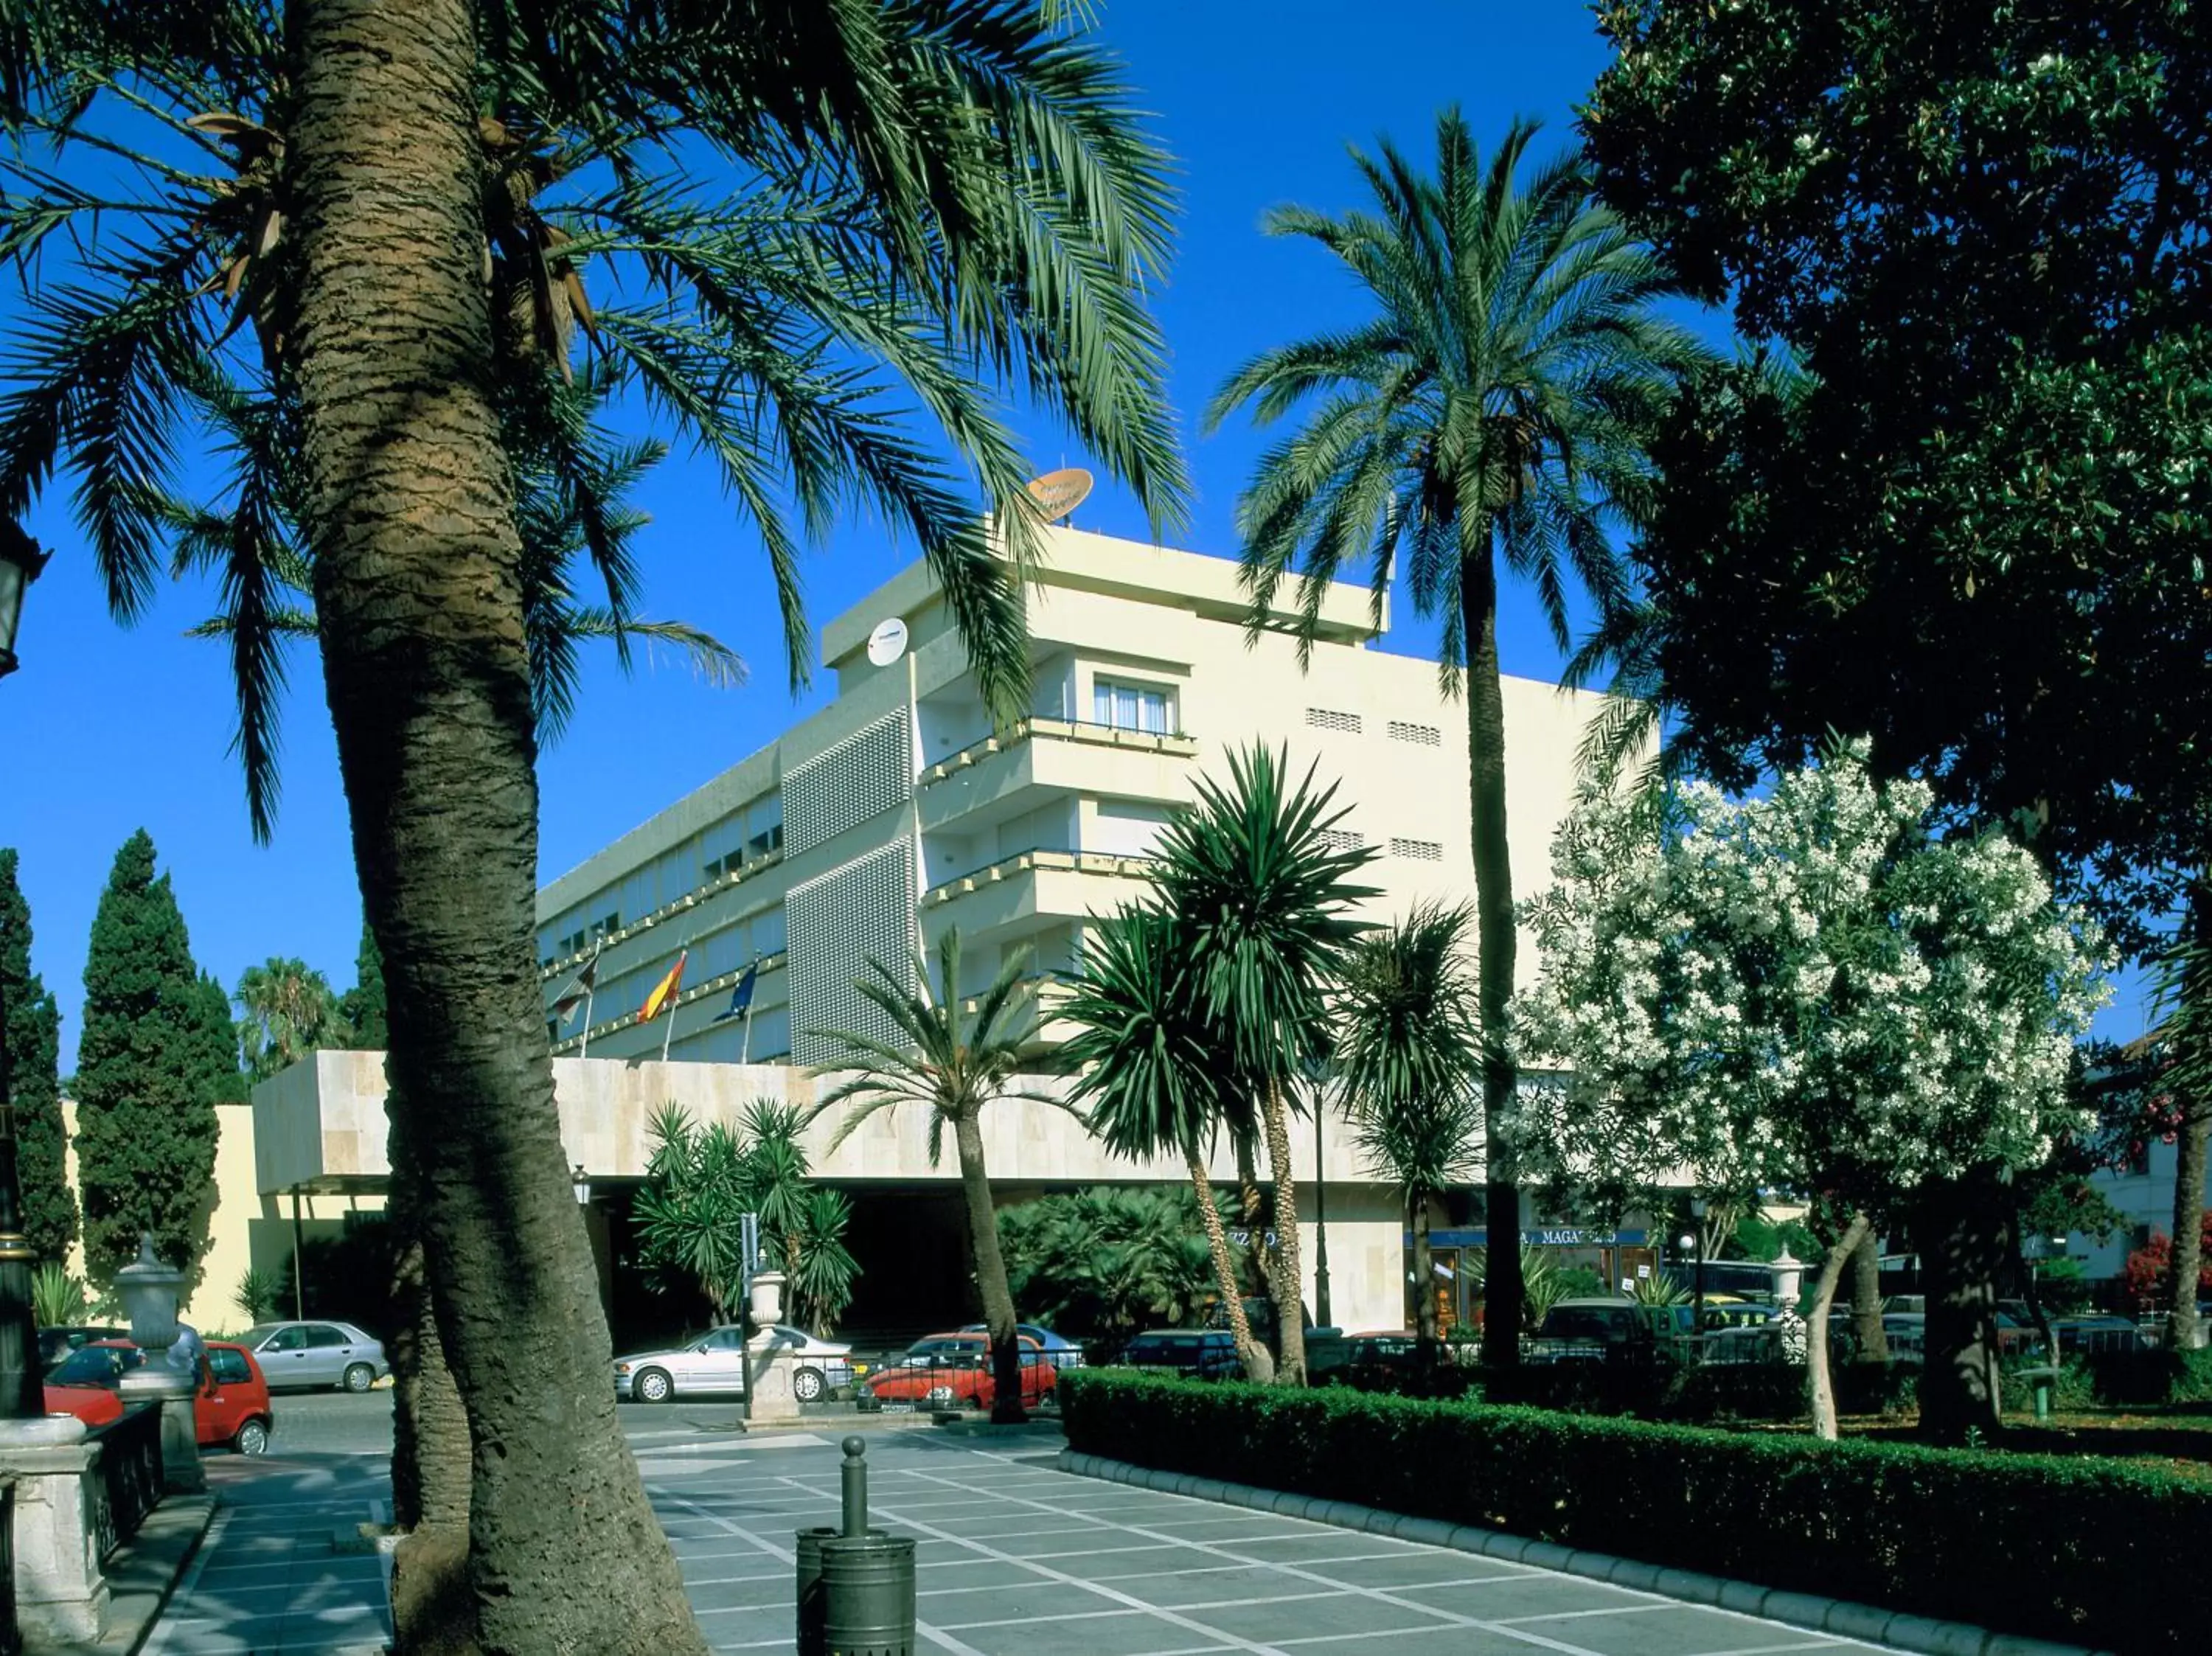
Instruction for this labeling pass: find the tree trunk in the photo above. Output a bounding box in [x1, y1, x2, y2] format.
[387, 1096, 472, 1654]
[1809, 1212, 1872, 1441]
[1849, 1228, 1889, 1365]
[1917, 1166, 2008, 1444]
[1187, 1149, 1273, 1382]
[289, 5, 704, 1649]
[1464, 548, 1522, 1370]
[950, 1107, 1025, 1423]
[1256, 1077, 1308, 1385]
[2166, 880, 2211, 1351]
[1411, 1189, 1437, 1347]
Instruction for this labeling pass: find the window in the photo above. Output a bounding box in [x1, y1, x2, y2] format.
[1388, 720, 1441, 747]
[210, 1349, 251, 1387]
[261, 1326, 306, 1352]
[1391, 838, 1443, 861]
[305, 1325, 349, 1349]
[1093, 678, 1173, 734]
[746, 796, 785, 859]
[1306, 707, 1362, 734]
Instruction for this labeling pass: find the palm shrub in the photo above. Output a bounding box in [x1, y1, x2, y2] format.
[30, 1261, 86, 1328]
[813, 929, 1075, 1422]
[233, 1265, 282, 1325]
[1060, 905, 1274, 1379]
[998, 1186, 1214, 1341]
[1144, 745, 1379, 1383]
[1335, 902, 1484, 1350]
[1210, 113, 1710, 1365]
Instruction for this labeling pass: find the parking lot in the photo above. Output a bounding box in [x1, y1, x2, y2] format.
[646, 1431, 1888, 1655]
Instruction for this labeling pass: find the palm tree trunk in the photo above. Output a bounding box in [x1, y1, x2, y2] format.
[2166, 879, 2211, 1352]
[1186, 1149, 1272, 1382]
[1809, 1211, 1872, 1441]
[1916, 1166, 2008, 1444]
[1257, 1077, 1308, 1385]
[386, 1099, 471, 1652]
[1463, 546, 1522, 1370]
[1412, 1189, 1437, 1346]
[950, 1107, 1026, 1423]
[288, 4, 703, 1649]
[1848, 1228, 1890, 1363]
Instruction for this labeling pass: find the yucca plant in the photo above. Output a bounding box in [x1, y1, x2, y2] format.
[232, 1264, 282, 1326]
[812, 929, 1076, 1422]
[31, 1260, 86, 1327]
[1337, 902, 1484, 1351]
[1145, 745, 1379, 1382]
[1211, 113, 1711, 1366]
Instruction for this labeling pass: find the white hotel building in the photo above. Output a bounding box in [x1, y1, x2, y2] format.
[251, 529, 1624, 1336]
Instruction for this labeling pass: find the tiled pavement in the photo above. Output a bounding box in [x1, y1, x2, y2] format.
[139, 1427, 1895, 1655]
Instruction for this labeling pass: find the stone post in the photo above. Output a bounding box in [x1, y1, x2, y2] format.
[0, 1416, 111, 1642]
[119, 1366, 203, 1496]
[114, 1236, 204, 1493]
[746, 1272, 801, 1424]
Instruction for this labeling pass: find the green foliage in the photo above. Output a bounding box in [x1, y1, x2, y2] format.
[232, 1266, 281, 1326]
[1729, 1213, 1818, 1264]
[633, 1099, 856, 1333]
[0, 847, 75, 1264]
[338, 922, 386, 1050]
[1060, 1371, 2211, 1650]
[1336, 904, 1483, 1200]
[29, 1261, 86, 1327]
[999, 1187, 1214, 1340]
[232, 956, 340, 1083]
[1629, 1270, 1688, 1307]
[73, 830, 231, 1282]
[1582, 4, 2212, 949]
[2081, 1346, 2212, 1409]
[1551, 1267, 1607, 1302]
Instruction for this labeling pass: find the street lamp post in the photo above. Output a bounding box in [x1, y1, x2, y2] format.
[0, 524, 48, 681]
[1689, 1196, 1709, 1349]
[1312, 1095, 1331, 1330]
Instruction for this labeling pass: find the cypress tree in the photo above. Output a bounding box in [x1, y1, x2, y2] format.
[0, 849, 76, 1266]
[339, 921, 387, 1048]
[74, 831, 232, 1282]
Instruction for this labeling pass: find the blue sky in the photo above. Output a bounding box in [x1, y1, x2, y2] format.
[2, 3, 2156, 1065]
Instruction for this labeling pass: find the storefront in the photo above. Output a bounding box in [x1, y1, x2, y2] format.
[1411, 1226, 1654, 1333]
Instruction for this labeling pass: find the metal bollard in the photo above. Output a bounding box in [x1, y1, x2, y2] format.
[819, 1436, 917, 1656]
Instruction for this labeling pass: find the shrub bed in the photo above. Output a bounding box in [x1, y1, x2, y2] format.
[1060, 1370, 2212, 1649]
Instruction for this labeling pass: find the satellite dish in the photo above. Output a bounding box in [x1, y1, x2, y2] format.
[1025, 467, 1094, 525]
[866, 616, 910, 667]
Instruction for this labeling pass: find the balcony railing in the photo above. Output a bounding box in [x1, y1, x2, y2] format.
[86, 1402, 163, 1561]
[920, 716, 1196, 785]
[921, 846, 1158, 909]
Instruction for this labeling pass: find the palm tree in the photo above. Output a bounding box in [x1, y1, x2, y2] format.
[813, 930, 1073, 1422]
[1335, 903, 1484, 1351]
[1149, 745, 1378, 1383]
[1061, 904, 1274, 1380]
[1208, 113, 1708, 1366]
[232, 956, 341, 1082]
[7, 6, 1184, 1645]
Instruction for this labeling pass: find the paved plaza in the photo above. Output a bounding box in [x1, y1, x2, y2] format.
[136, 1417, 1894, 1655]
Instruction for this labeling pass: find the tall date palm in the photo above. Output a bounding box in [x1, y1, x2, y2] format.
[4, 3, 1187, 1647]
[1208, 113, 1705, 1365]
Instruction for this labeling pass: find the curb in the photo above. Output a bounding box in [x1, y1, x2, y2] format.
[1053, 1451, 2107, 1656]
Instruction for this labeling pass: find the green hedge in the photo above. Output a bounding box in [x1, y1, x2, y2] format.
[1060, 1370, 2212, 1649]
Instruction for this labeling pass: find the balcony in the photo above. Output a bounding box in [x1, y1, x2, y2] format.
[917, 717, 1197, 832]
[919, 846, 1158, 936]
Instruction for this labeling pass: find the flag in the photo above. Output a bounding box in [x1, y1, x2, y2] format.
[552, 945, 600, 1022]
[712, 962, 759, 1024]
[637, 950, 687, 1025]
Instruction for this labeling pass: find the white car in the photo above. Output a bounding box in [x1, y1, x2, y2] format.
[613, 1325, 854, 1404]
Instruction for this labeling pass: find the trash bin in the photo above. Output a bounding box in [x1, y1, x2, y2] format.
[798, 1524, 885, 1655]
[821, 1531, 917, 1656]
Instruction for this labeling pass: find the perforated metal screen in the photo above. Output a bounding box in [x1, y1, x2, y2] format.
[784, 709, 912, 855]
[787, 841, 917, 1066]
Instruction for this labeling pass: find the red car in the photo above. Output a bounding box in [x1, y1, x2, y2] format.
[863, 1333, 1057, 1410]
[44, 1340, 275, 1455]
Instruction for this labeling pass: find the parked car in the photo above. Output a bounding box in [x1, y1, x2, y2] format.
[236, 1321, 388, 1393]
[2051, 1315, 2148, 1355]
[1118, 1329, 1242, 1380]
[862, 1334, 1057, 1410]
[42, 1340, 274, 1454]
[957, 1323, 1085, 1368]
[1525, 1298, 1688, 1365]
[1309, 1330, 1453, 1384]
[614, 1326, 749, 1403]
[37, 1326, 128, 1370]
[757, 1326, 855, 1401]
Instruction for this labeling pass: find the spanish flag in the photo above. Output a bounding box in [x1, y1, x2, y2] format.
[637, 950, 687, 1026]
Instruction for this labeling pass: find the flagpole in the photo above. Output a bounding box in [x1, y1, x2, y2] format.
[661, 993, 677, 1063]
[741, 1001, 754, 1066]
[580, 981, 595, 1059]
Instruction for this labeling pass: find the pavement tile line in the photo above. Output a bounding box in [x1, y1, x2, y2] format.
[1054, 1450, 2110, 1656]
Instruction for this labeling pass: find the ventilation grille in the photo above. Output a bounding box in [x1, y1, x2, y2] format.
[1388, 720, 1442, 747]
[1318, 829, 1364, 852]
[788, 843, 916, 1066]
[1304, 707, 1362, 734]
[1390, 838, 1444, 861]
[785, 710, 912, 855]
